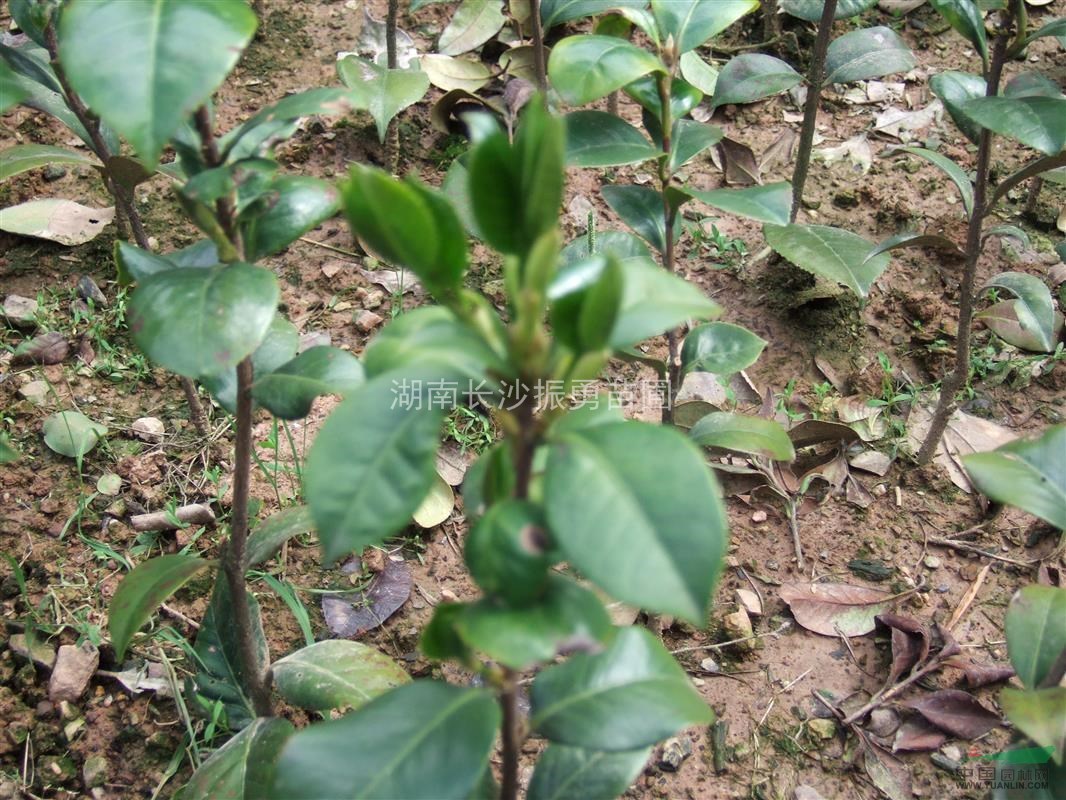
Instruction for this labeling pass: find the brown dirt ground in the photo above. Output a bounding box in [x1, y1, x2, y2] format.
[2, 0, 1065, 798]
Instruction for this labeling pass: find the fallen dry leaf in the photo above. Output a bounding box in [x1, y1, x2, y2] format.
[906, 403, 1017, 492]
[873, 101, 943, 142]
[779, 582, 895, 637]
[814, 134, 874, 174]
[711, 137, 761, 185]
[891, 717, 946, 752]
[863, 742, 912, 800]
[877, 614, 930, 684]
[12, 331, 70, 366]
[905, 689, 1001, 739]
[322, 557, 412, 638]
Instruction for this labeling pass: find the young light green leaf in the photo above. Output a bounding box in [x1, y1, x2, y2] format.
[930, 70, 985, 143]
[0, 144, 99, 181]
[273, 640, 410, 712]
[824, 27, 916, 85]
[269, 682, 500, 800]
[547, 36, 665, 106]
[528, 744, 651, 800]
[241, 177, 341, 261]
[983, 272, 1056, 352]
[710, 54, 802, 109]
[109, 554, 212, 661]
[892, 146, 974, 217]
[1004, 583, 1066, 688]
[337, 57, 430, 142]
[780, 0, 877, 20]
[58, 0, 257, 165]
[531, 627, 714, 748]
[679, 51, 719, 94]
[1001, 687, 1066, 765]
[964, 426, 1066, 533]
[252, 346, 365, 420]
[602, 185, 671, 252]
[563, 111, 661, 168]
[613, 259, 721, 347]
[684, 182, 791, 225]
[650, 0, 759, 53]
[43, 411, 107, 458]
[764, 223, 890, 297]
[248, 506, 315, 567]
[959, 97, 1066, 156]
[690, 412, 796, 461]
[438, 0, 506, 55]
[183, 717, 293, 800]
[680, 322, 766, 375]
[545, 422, 729, 623]
[129, 264, 279, 379]
[420, 54, 493, 92]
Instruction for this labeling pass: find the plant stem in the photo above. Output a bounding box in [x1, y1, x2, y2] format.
[916, 20, 1011, 465]
[529, 0, 547, 91]
[656, 72, 679, 424]
[383, 0, 402, 173]
[789, 0, 837, 222]
[194, 106, 273, 717]
[44, 24, 208, 436]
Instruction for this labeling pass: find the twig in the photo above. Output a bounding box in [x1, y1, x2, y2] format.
[298, 236, 363, 259]
[129, 504, 216, 532]
[946, 562, 990, 631]
[671, 621, 792, 654]
[928, 536, 1035, 567]
[160, 603, 200, 630]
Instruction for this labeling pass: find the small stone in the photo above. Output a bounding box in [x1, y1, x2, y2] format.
[923, 555, 942, 569]
[49, 642, 99, 703]
[40, 755, 77, 782]
[722, 608, 754, 651]
[35, 701, 54, 717]
[321, 262, 343, 278]
[936, 583, 950, 594]
[439, 588, 458, 603]
[866, 708, 900, 737]
[808, 718, 837, 740]
[131, 417, 165, 443]
[2, 295, 39, 328]
[735, 589, 762, 617]
[794, 786, 826, 800]
[766, 560, 780, 571]
[42, 164, 67, 182]
[9, 633, 56, 669]
[82, 755, 108, 789]
[751, 510, 767, 523]
[76, 275, 107, 307]
[700, 657, 720, 673]
[354, 310, 384, 333]
[657, 736, 692, 771]
[931, 752, 961, 773]
[941, 744, 962, 763]
[364, 290, 384, 310]
[18, 380, 50, 405]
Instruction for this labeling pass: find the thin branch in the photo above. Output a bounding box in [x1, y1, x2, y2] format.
[790, 0, 837, 222]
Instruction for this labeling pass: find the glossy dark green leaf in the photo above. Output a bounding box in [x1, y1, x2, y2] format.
[247, 506, 315, 567]
[59, 0, 257, 165]
[0, 54, 98, 148]
[201, 313, 299, 414]
[220, 88, 354, 160]
[273, 640, 410, 712]
[169, 240, 221, 268]
[625, 76, 702, 125]
[780, 0, 877, 20]
[1004, 72, 1064, 99]
[241, 177, 340, 261]
[964, 426, 1066, 533]
[685, 182, 791, 225]
[545, 422, 729, 623]
[115, 242, 204, 286]
[989, 152, 1066, 208]
[0, 41, 61, 93]
[602, 185, 673, 252]
[337, 57, 430, 142]
[540, 0, 648, 29]
[824, 27, 916, 85]
[680, 322, 766, 375]
[1024, 17, 1066, 47]
[420, 603, 475, 663]
[305, 371, 452, 563]
[929, 0, 988, 67]
[893, 146, 974, 216]
[959, 97, 1066, 156]
[182, 717, 293, 800]
[690, 412, 796, 460]
[9, 0, 49, 48]
[710, 54, 802, 109]
[0, 60, 29, 112]
[109, 554, 212, 661]
[464, 499, 553, 604]
[456, 576, 613, 669]
[764, 223, 890, 297]
[930, 71, 985, 143]
[564, 111, 660, 168]
[548, 36, 665, 106]
[528, 744, 650, 800]
[129, 263, 279, 379]
[669, 120, 724, 171]
[531, 627, 714, 749]
[251, 346, 365, 420]
[269, 681, 500, 800]
[460, 443, 516, 522]
[983, 272, 1056, 352]
[0, 144, 99, 181]
[1004, 583, 1066, 689]
[650, 0, 759, 53]
[438, 0, 506, 55]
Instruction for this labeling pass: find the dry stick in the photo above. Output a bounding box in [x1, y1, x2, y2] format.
[43, 25, 208, 437]
[841, 647, 955, 727]
[928, 536, 1035, 568]
[656, 71, 680, 424]
[529, 0, 547, 92]
[917, 21, 1011, 464]
[789, 0, 837, 222]
[193, 107, 273, 719]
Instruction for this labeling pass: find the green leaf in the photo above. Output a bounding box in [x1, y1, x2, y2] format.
[531, 627, 714, 749]
[650, 0, 759, 53]
[115, 240, 213, 285]
[251, 346, 365, 420]
[305, 371, 452, 563]
[1024, 17, 1066, 47]
[547, 36, 665, 106]
[563, 111, 660, 168]
[9, 0, 49, 48]
[669, 120, 724, 171]
[1004, 584, 1066, 689]
[540, 0, 648, 29]
[764, 223, 890, 297]
[929, 0, 988, 68]
[43, 411, 107, 458]
[824, 27, 916, 85]
[0, 144, 99, 181]
[560, 230, 652, 266]
[0, 40, 61, 93]
[685, 182, 791, 225]
[109, 554, 212, 661]
[337, 57, 430, 142]
[0, 198, 114, 246]
[579, 256, 624, 351]
[545, 421, 729, 623]
[248, 506, 315, 567]
[0, 60, 29, 112]
[1001, 687, 1066, 765]
[129, 263, 279, 379]
[681, 321, 767, 375]
[690, 412, 796, 461]
[983, 272, 1056, 352]
[221, 88, 358, 159]
[625, 76, 702, 124]
[438, 0, 506, 55]
[0, 53, 98, 148]
[201, 313, 299, 414]
[241, 177, 340, 261]
[1004, 72, 1064, 100]
[344, 165, 468, 295]
[602, 185, 672, 253]
[679, 51, 719, 94]
[528, 744, 650, 800]
[361, 306, 502, 380]
[273, 640, 410, 712]
[182, 717, 293, 800]
[893, 146, 974, 217]
[959, 97, 1066, 156]
[963, 426, 1066, 532]
[930, 71, 985, 143]
[456, 575, 613, 669]
[780, 0, 878, 20]
[421, 54, 493, 93]
[269, 681, 500, 800]
[865, 231, 964, 261]
[58, 0, 257, 165]
[710, 54, 802, 109]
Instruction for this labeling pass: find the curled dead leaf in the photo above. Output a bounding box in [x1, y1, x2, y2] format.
[779, 582, 894, 637]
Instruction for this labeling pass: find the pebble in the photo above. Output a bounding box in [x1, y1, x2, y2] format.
[131, 416, 165, 443]
[700, 657, 720, 673]
[795, 786, 826, 800]
[2, 295, 39, 328]
[866, 708, 899, 737]
[722, 608, 754, 650]
[751, 510, 767, 523]
[76, 275, 107, 307]
[354, 310, 384, 333]
[657, 736, 692, 771]
[936, 583, 950, 594]
[735, 589, 762, 617]
[43, 165, 67, 182]
[82, 755, 108, 789]
[924, 555, 942, 569]
[49, 642, 99, 703]
[931, 752, 961, 773]
[18, 380, 50, 405]
[364, 289, 384, 310]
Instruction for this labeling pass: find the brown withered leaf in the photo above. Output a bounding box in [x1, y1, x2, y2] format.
[12, 331, 69, 365]
[892, 717, 946, 752]
[904, 689, 1001, 739]
[863, 742, 912, 800]
[713, 137, 761, 185]
[788, 419, 862, 449]
[759, 128, 798, 172]
[945, 659, 1016, 689]
[779, 582, 894, 637]
[877, 614, 930, 683]
[1037, 564, 1064, 587]
[322, 557, 412, 638]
